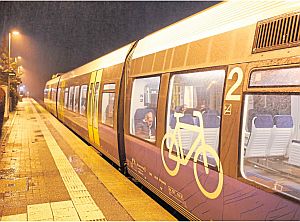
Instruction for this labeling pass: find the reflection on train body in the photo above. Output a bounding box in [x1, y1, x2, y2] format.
[44, 1, 300, 220]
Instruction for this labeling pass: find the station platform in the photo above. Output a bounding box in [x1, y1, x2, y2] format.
[0, 98, 176, 221]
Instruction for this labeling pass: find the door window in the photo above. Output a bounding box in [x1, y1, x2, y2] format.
[80, 85, 88, 116]
[64, 88, 69, 108]
[68, 86, 74, 110]
[166, 69, 225, 165]
[130, 76, 160, 143]
[101, 92, 115, 127]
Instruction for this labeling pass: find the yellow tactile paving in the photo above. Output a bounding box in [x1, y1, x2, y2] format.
[1, 213, 27, 221]
[50, 201, 80, 221]
[28, 100, 106, 221]
[27, 203, 53, 221]
[32, 99, 176, 221]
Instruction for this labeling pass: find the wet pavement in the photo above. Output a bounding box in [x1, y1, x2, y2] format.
[0, 98, 176, 221]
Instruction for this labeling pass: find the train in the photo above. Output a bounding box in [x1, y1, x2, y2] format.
[44, 1, 300, 220]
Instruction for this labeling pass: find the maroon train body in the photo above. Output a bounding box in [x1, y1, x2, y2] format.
[45, 1, 300, 220]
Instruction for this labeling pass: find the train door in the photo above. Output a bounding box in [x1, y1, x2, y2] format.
[54, 76, 61, 118]
[87, 69, 103, 146]
[57, 80, 65, 121]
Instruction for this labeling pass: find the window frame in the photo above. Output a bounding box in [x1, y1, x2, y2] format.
[73, 85, 80, 113]
[93, 82, 100, 127]
[64, 87, 69, 108]
[53, 88, 57, 102]
[50, 88, 53, 101]
[129, 75, 162, 145]
[100, 82, 116, 128]
[165, 68, 226, 155]
[103, 83, 116, 91]
[101, 91, 115, 128]
[248, 65, 300, 88]
[68, 86, 74, 110]
[79, 84, 88, 116]
[239, 91, 300, 202]
[57, 88, 61, 105]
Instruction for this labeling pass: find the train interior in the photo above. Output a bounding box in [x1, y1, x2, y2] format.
[165, 70, 225, 166]
[130, 76, 160, 142]
[101, 83, 116, 127]
[241, 68, 300, 200]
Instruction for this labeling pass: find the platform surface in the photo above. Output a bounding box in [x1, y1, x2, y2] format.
[0, 98, 176, 221]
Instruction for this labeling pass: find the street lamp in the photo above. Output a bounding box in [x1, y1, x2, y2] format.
[8, 30, 20, 71]
[7, 30, 20, 112]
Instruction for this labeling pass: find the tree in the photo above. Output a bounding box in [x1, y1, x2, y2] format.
[0, 36, 23, 110]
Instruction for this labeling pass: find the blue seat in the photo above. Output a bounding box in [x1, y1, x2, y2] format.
[169, 113, 194, 129]
[254, 115, 274, 128]
[245, 115, 273, 158]
[194, 113, 220, 152]
[274, 115, 293, 128]
[168, 113, 194, 154]
[269, 115, 293, 156]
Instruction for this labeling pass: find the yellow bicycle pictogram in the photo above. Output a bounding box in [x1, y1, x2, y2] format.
[161, 111, 223, 199]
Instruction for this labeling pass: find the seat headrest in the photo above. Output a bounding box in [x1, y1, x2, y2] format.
[254, 115, 273, 128]
[169, 113, 194, 129]
[195, 113, 220, 128]
[274, 115, 293, 128]
[203, 113, 220, 128]
[175, 106, 181, 112]
[180, 114, 194, 125]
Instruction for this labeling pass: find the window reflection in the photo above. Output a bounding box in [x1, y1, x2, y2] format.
[130, 76, 160, 142]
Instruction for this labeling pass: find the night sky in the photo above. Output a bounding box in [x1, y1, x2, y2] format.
[0, 1, 219, 99]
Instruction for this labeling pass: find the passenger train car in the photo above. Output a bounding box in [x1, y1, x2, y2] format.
[44, 1, 300, 220]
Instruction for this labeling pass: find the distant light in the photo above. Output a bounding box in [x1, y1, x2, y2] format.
[17, 56, 21, 60]
[12, 31, 20, 36]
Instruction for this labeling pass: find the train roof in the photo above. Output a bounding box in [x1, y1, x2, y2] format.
[132, 0, 300, 59]
[59, 43, 133, 80]
[45, 75, 60, 86]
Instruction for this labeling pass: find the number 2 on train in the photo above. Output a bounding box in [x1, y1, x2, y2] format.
[225, 67, 243, 101]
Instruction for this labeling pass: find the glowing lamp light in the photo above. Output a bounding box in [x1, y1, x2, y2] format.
[12, 31, 20, 36]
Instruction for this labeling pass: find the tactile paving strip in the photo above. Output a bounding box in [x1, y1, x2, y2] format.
[29, 100, 106, 221]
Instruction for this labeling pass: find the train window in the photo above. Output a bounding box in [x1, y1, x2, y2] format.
[103, 83, 116, 90]
[80, 85, 88, 116]
[52, 88, 57, 101]
[93, 82, 100, 127]
[130, 76, 160, 142]
[68, 86, 74, 110]
[44, 86, 49, 98]
[250, 67, 300, 87]
[50, 88, 53, 100]
[101, 92, 115, 127]
[73, 86, 80, 112]
[57, 88, 61, 105]
[165, 70, 225, 166]
[241, 93, 300, 200]
[64, 88, 69, 108]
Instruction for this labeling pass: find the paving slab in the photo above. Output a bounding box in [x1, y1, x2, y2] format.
[0, 98, 176, 221]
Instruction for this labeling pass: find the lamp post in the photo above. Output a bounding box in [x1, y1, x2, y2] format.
[7, 30, 20, 112]
[8, 31, 19, 71]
